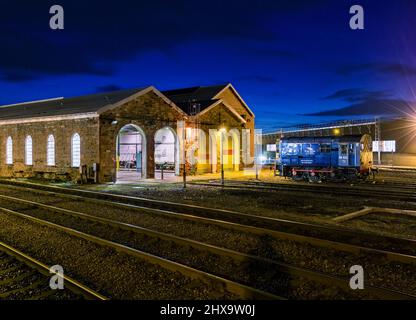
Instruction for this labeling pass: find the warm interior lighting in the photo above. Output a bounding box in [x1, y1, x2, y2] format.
[185, 127, 192, 141]
[333, 128, 341, 135]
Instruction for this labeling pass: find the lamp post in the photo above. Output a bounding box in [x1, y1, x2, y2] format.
[183, 127, 187, 189]
[219, 128, 226, 186]
[183, 127, 193, 189]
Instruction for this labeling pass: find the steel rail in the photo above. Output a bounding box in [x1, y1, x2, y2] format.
[0, 240, 107, 300]
[188, 181, 416, 201]
[1, 180, 415, 257]
[0, 206, 283, 300]
[0, 193, 412, 300]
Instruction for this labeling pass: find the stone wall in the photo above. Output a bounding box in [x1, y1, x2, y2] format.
[98, 91, 186, 182]
[0, 117, 100, 181]
[0, 87, 255, 182]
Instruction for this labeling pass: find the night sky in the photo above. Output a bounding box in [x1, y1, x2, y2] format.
[0, 0, 415, 132]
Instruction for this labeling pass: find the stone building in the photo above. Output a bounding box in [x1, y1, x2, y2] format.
[0, 84, 255, 182]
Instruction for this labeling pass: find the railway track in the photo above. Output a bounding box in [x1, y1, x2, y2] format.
[0, 205, 282, 300]
[0, 193, 413, 299]
[0, 240, 106, 300]
[189, 179, 416, 202]
[0, 180, 415, 299]
[1, 179, 416, 257]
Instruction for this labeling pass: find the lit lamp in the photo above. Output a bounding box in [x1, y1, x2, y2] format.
[219, 127, 226, 186]
[333, 128, 341, 136]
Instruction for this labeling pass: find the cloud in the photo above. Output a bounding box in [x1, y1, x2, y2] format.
[335, 63, 416, 77]
[307, 88, 415, 117]
[96, 85, 124, 93]
[306, 99, 414, 117]
[247, 48, 300, 60]
[321, 88, 390, 103]
[238, 75, 277, 83]
[0, 0, 329, 82]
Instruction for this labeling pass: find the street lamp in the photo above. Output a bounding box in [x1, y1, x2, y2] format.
[219, 127, 226, 186]
[183, 127, 192, 189]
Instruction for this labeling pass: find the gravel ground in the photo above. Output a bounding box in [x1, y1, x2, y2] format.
[0, 201, 373, 299]
[74, 181, 416, 223]
[0, 191, 413, 298]
[0, 211, 237, 300]
[1, 185, 412, 255]
[344, 212, 416, 240]
[0, 252, 80, 300]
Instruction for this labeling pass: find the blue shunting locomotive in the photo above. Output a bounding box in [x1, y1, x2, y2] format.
[278, 134, 374, 181]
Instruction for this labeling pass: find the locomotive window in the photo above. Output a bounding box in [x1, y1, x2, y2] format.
[319, 144, 331, 153]
[340, 144, 348, 155]
[302, 143, 319, 155]
[281, 143, 301, 155]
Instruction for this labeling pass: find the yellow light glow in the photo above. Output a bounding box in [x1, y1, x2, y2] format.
[333, 128, 341, 135]
[185, 127, 192, 140]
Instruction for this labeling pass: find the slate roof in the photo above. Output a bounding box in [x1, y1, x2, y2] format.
[0, 84, 229, 121]
[0, 87, 146, 120]
[162, 84, 228, 114]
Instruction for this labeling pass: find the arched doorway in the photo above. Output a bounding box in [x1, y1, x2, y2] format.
[154, 127, 179, 179]
[116, 124, 147, 181]
[215, 129, 240, 172]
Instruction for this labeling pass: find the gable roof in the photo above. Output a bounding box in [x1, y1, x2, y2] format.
[0, 83, 252, 122]
[0, 86, 187, 122]
[162, 84, 228, 114]
[163, 83, 254, 117]
[0, 87, 146, 121]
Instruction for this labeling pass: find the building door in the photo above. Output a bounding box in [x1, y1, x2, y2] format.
[116, 124, 146, 182]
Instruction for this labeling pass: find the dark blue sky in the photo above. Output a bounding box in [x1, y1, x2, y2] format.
[1, 0, 415, 132]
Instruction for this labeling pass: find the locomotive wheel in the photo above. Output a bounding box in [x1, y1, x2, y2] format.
[308, 174, 321, 183]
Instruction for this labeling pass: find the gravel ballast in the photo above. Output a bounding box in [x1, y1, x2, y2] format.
[0, 211, 236, 300]
[0, 189, 414, 298]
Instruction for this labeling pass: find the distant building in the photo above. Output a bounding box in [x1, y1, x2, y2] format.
[0, 84, 254, 182]
[263, 117, 416, 168]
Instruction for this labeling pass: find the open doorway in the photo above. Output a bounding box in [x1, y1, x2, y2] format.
[116, 124, 147, 182]
[154, 127, 179, 179]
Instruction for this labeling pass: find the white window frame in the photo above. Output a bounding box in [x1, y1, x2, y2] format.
[71, 133, 81, 168]
[6, 136, 13, 165]
[25, 135, 33, 166]
[47, 134, 55, 166]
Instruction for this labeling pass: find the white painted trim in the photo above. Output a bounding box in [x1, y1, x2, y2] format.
[213, 83, 255, 118]
[0, 97, 64, 108]
[197, 99, 247, 124]
[0, 112, 99, 126]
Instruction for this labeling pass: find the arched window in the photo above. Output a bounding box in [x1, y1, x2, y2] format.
[71, 133, 81, 167]
[25, 135, 33, 166]
[47, 135, 55, 166]
[6, 136, 13, 165]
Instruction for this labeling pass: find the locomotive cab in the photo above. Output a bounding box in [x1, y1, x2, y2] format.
[279, 134, 374, 181]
